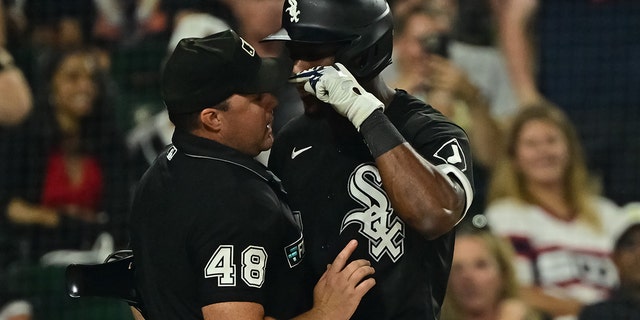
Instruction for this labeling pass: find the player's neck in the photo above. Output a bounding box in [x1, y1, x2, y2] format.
[363, 75, 395, 108]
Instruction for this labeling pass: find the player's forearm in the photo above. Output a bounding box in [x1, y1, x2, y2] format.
[375, 144, 465, 239]
[358, 111, 465, 238]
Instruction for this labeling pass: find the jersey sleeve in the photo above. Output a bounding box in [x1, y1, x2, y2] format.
[401, 108, 475, 220]
[187, 184, 282, 307]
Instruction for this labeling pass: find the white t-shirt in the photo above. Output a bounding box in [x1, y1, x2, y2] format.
[486, 197, 627, 306]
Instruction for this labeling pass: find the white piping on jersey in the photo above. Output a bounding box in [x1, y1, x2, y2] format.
[436, 163, 474, 225]
[183, 152, 269, 182]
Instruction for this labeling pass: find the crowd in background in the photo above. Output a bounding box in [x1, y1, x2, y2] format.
[0, 0, 639, 319]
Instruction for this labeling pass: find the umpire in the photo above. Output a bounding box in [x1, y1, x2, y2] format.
[129, 30, 375, 320]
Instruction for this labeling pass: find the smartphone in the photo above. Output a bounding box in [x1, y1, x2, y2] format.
[420, 33, 450, 58]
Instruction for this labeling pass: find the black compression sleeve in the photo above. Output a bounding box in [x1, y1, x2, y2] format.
[359, 109, 406, 158]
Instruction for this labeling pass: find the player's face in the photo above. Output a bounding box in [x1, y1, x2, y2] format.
[220, 93, 277, 156]
[613, 226, 640, 287]
[449, 235, 503, 314]
[514, 119, 570, 187]
[288, 43, 338, 115]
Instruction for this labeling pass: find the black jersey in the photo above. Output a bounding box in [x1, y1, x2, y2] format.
[269, 90, 474, 320]
[130, 130, 311, 320]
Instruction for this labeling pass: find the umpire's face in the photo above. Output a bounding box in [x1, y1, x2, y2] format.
[213, 92, 278, 156]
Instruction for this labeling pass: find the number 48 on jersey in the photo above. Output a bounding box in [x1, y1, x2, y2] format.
[204, 245, 268, 288]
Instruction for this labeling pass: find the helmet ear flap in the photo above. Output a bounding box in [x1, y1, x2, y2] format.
[336, 27, 393, 81]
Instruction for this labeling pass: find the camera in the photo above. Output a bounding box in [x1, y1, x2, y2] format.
[420, 33, 450, 58]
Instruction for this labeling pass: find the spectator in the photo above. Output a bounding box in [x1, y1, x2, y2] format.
[387, 4, 503, 214]
[387, 0, 518, 122]
[491, 0, 640, 205]
[0, 4, 33, 317]
[93, 0, 168, 47]
[0, 299, 32, 320]
[0, 0, 32, 127]
[164, 0, 235, 52]
[579, 204, 640, 320]
[126, 0, 235, 180]
[441, 221, 539, 320]
[12, 0, 116, 109]
[485, 103, 628, 320]
[0, 47, 130, 266]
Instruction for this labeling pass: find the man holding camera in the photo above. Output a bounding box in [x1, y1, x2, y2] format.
[389, 4, 507, 214]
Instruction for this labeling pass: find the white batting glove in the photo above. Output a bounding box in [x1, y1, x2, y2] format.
[289, 63, 384, 130]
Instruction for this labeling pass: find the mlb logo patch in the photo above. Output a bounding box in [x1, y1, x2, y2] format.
[433, 138, 467, 172]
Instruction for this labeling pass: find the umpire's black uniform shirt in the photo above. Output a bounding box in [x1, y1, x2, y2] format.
[130, 130, 310, 319]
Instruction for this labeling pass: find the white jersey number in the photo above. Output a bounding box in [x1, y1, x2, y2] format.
[204, 245, 268, 288]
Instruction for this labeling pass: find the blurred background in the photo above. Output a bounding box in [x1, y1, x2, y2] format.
[0, 0, 638, 319]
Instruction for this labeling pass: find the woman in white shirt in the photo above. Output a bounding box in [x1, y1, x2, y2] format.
[484, 103, 627, 320]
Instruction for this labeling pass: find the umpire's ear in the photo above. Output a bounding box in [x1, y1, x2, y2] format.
[200, 107, 223, 132]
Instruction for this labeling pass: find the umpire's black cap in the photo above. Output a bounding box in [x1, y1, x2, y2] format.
[162, 29, 292, 114]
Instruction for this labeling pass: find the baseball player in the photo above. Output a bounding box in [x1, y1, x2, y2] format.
[129, 30, 375, 320]
[265, 0, 475, 319]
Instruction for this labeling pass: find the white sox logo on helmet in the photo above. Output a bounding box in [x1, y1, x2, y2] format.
[286, 0, 300, 23]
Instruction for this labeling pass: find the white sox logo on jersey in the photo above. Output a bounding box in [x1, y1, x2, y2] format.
[341, 164, 405, 262]
[285, 0, 300, 23]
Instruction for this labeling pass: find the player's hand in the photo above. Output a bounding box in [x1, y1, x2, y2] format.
[309, 240, 375, 320]
[289, 63, 384, 130]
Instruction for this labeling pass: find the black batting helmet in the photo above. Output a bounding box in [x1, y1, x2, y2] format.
[265, 0, 394, 81]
